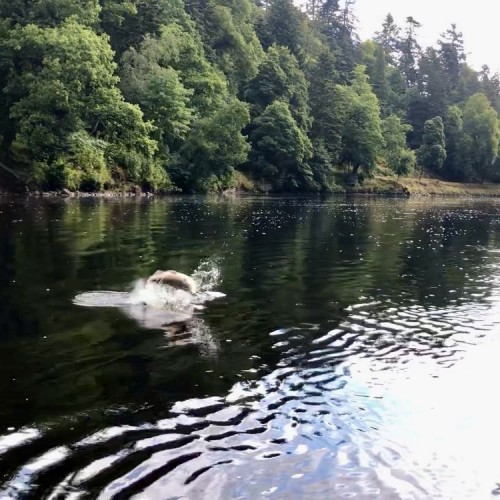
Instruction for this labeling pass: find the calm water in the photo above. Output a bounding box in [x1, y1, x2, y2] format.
[1, 195, 500, 499]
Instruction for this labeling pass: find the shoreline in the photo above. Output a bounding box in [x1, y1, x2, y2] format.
[4, 177, 500, 200]
[342, 175, 500, 198]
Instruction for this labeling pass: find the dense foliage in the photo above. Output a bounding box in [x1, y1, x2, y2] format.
[1, 0, 500, 192]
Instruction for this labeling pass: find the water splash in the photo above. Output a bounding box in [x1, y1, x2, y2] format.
[191, 256, 223, 293]
[73, 257, 225, 313]
[72, 258, 225, 355]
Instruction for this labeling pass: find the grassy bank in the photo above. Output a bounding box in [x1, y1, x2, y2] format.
[336, 167, 500, 197]
[398, 177, 500, 197]
[6, 165, 500, 199]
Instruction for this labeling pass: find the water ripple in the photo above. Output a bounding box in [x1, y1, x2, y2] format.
[3, 290, 500, 499]
[3, 198, 500, 499]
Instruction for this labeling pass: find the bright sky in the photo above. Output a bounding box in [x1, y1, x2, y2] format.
[354, 0, 500, 73]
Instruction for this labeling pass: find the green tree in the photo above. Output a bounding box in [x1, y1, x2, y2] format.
[317, 0, 358, 82]
[308, 138, 336, 190]
[0, 0, 101, 27]
[405, 87, 429, 149]
[1, 20, 166, 191]
[382, 114, 415, 178]
[403, 46, 449, 150]
[305, 0, 324, 21]
[438, 24, 465, 95]
[419, 47, 448, 119]
[308, 48, 348, 160]
[479, 65, 500, 113]
[442, 104, 463, 180]
[341, 66, 384, 180]
[244, 44, 310, 130]
[359, 40, 405, 116]
[3, 0, 500, 194]
[121, 40, 194, 150]
[101, 0, 186, 55]
[121, 22, 228, 120]
[248, 100, 314, 191]
[258, 0, 305, 58]
[458, 93, 500, 182]
[417, 116, 446, 179]
[184, 0, 263, 91]
[399, 16, 421, 87]
[374, 13, 400, 65]
[179, 99, 250, 191]
[457, 64, 481, 103]
[397, 150, 417, 179]
[386, 66, 407, 115]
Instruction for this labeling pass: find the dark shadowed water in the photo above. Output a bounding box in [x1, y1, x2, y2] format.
[1, 195, 500, 499]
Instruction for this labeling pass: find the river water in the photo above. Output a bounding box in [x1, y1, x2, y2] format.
[1, 195, 500, 499]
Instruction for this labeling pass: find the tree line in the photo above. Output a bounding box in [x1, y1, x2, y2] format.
[0, 0, 499, 192]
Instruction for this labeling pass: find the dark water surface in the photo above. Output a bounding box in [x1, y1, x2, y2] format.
[1, 195, 500, 499]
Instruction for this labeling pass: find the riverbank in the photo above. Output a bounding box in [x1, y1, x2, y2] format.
[399, 177, 500, 197]
[18, 183, 500, 199]
[5, 171, 500, 199]
[351, 174, 500, 197]
[25, 189, 156, 199]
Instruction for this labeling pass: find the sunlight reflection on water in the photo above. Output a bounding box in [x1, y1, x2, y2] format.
[2, 197, 500, 498]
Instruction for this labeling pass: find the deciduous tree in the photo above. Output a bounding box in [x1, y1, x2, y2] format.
[417, 116, 446, 179]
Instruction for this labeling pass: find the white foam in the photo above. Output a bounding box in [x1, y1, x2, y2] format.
[73, 258, 226, 314]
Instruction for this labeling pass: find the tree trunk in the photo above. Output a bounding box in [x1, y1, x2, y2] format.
[419, 164, 424, 181]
